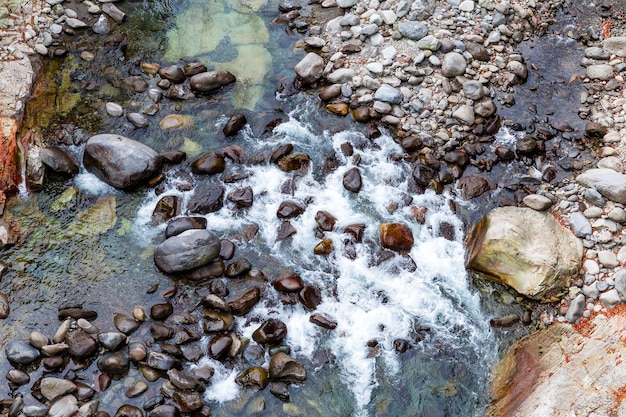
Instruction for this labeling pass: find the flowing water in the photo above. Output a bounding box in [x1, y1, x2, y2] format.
[0, 0, 542, 415]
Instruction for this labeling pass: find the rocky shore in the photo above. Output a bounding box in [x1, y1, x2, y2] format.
[3, 0, 626, 415]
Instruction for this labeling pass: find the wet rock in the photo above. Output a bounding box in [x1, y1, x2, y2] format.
[270, 381, 290, 402]
[148, 405, 179, 417]
[298, 285, 321, 310]
[127, 113, 149, 129]
[278, 152, 311, 172]
[227, 186, 254, 208]
[22, 403, 49, 417]
[236, 367, 269, 391]
[319, 84, 342, 101]
[314, 238, 333, 255]
[172, 390, 203, 413]
[208, 333, 233, 360]
[466, 207, 583, 302]
[474, 98, 496, 118]
[343, 167, 362, 193]
[223, 114, 247, 137]
[165, 84, 195, 100]
[456, 174, 490, 199]
[277, 200, 306, 219]
[150, 324, 174, 340]
[516, 136, 537, 155]
[294, 52, 324, 85]
[272, 272, 304, 293]
[152, 195, 180, 225]
[114, 313, 140, 334]
[128, 342, 147, 362]
[6, 369, 29, 385]
[252, 319, 287, 344]
[314, 210, 336, 231]
[41, 377, 76, 401]
[29, 331, 48, 348]
[65, 330, 98, 358]
[276, 221, 297, 241]
[98, 332, 126, 350]
[192, 152, 225, 175]
[165, 217, 207, 238]
[49, 396, 78, 417]
[228, 287, 261, 315]
[507, 61, 528, 81]
[441, 52, 466, 77]
[225, 258, 252, 277]
[77, 318, 99, 334]
[0, 292, 8, 319]
[154, 229, 221, 273]
[114, 405, 144, 417]
[83, 134, 161, 189]
[41, 343, 68, 356]
[160, 114, 192, 131]
[183, 62, 207, 77]
[146, 351, 181, 371]
[310, 313, 337, 329]
[203, 310, 234, 333]
[270, 144, 293, 163]
[150, 302, 173, 320]
[40, 147, 79, 175]
[158, 65, 186, 83]
[186, 260, 225, 280]
[326, 103, 349, 116]
[97, 351, 130, 374]
[167, 369, 202, 391]
[187, 183, 224, 214]
[126, 381, 148, 398]
[380, 223, 414, 253]
[122, 76, 149, 93]
[101, 3, 125, 23]
[489, 314, 520, 328]
[352, 107, 370, 123]
[189, 71, 236, 93]
[6, 340, 40, 364]
[269, 352, 306, 383]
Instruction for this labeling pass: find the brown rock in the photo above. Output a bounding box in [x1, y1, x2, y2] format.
[277, 152, 311, 172]
[227, 186, 254, 208]
[379, 223, 414, 253]
[268, 352, 306, 383]
[252, 318, 287, 344]
[310, 313, 337, 329]
[203, 311, 234, 332]
[152, 195, 180, 225]
[223, 114, 247, 137]
[228, 287, 261, 315]
[314, 238, 333, 255]
[315, 210, 336, 231]
[456, 174, 490, 200]
[191, 152, 226, 175]
[326, 103, 349, 116]
[236, 367, 269, 391]
[351, 106, 371, 123]
[272, 272, 304, 292]
[319, 84, 342, 101]
[343, 167, 362, 193]
[208, 333, 232, 360]
[65, 330, 98, 358]
[158, 65, 186, 83]
[277, 200, 305, 219]
[298, 285, 321, 310]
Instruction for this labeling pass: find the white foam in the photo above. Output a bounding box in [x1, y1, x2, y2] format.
[74, 171, 118, 195]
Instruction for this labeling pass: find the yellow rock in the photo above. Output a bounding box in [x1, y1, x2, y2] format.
[179, 138, 203, 157]
[67, 196, 117, 237]
[159, 114, 193, 131]
[326, 103, 350, 116]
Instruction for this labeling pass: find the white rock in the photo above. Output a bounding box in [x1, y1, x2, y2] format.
[380, 10, 397, 24]
[522, 194, 552, 211]
[366, 62, 384, 74]
[599, 289, 621, 308]
[583, 259, 600, 275]
[598, 250, 619, 268]
[65, 17, 89, 29]
[459, 0, 475, 11]
[35, 44, 48, 55]
[105, 102, 123, 117]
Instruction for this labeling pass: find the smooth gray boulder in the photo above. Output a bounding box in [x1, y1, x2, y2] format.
[374, 84, 402, 104]
[40, 147, 79, 175]
[569, 211, 592, 237]
[586, 64, 614, 81]
[466, 207, 582, 302]
[577, 168, 626, 204]
[565, 293, 585, 323]
[603, 36, 626, 57]
[154, 229, 221, 273]
[83, 134, 161, 189]
[441, 52, 467, 77]
[5, 340, 40, 364]
[294, 53, 324, 85]
[398, 21, 428, 40]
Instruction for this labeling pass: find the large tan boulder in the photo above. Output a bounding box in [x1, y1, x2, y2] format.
[489, 311, 626, 416]
[465, 207, 582, 302]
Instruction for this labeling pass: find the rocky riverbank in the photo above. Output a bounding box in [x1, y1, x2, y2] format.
[3, 0, 626, 415]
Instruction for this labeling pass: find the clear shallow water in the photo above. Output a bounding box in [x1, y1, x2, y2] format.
[0, 0, 503, 415]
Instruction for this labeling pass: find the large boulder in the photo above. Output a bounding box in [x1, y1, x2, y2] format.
[465, 207, 582, 302]
[83, 134, 161, 189]
[154, 229, 221, 273]
[576, 168, 626, 204]
[489, 312, 626, 416]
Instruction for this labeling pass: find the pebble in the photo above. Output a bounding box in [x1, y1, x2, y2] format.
[583, 259, 600, 275]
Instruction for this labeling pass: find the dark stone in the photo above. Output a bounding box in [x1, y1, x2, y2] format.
[208, 333, 233, 360]
[315, 210, 336, 231]
[277, 152, 311, 172]
[379, 223, 414, 253]
[236, 367, 269, 391]
[277, 200, 305, 219]
[146, 351, 181, 371]
[412, 161, 436, 187]
[585, 121, 608, 138]
[189, 71, 236, 93]
[494, 145, 515, 161]
[270, 381, 290, 402]
[65, 330, 98, 358]
[158, 65, 186, 83]
[42, 355, 65, 369]
[269, 144, 293, 163]
[351, 106, 370, 123]
[364, 123, 381, 139]
[393, 338, 411, 353]
[122, 76, 149, 92]
[183, 62, 207, 77]
[172, 390, 204, 413]
[268, 352, 306, 383]
[401, 135, 422, 152]
[319, 84, 342, 101]
[456, 174, 490, 199]
[252, 319, 287, 344]
[272, 272, 304, 292]
[227, 186, 254, 208]
[167, 369, 202, 391]
[98, 351, 130, 375]
[221, 144, 245, 164]
[225, 258, 252, 277]
[115, 405, 144, 417]
[228, 287, 261, 315]
[6, 369, 30, 386]
[40, 146, 79, 175]
[299, 285, 321, 310]
[114, 313, 140, 334]
[464, 41, 490, 61]
[276, 221, 297, 241]
[152, 196, 180, 225]
[191, 153, 226, 175]
[150, 324, 174, 341]
[444, 150, 469, 167]
[344, 223, 366, 242]
[165, 84, 195, 100]
[83, 134, 161, 189]
[186, 260, 225, 280]
[343, 167, 362, 193]
[0, 293, 9, 319]
[172, 328, 201, 345]
[310, 313, 337, 329]
[203, 311, 234, 332]
[98, 332, 127, 350]
[165, 216, 207, 238]
[206, 278, 230, 297]
[516, 136, 537, 155]
[148, 405, 180, 417]
[187, 183, 224, 214]
[57, 308, 97, 320]
[160, 151, 187, 165]
[150, 303, 173, 320]
[5, 341, 40, 365]
[223, 114, 247, 137]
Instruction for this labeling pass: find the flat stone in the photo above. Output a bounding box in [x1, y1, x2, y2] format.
[603, 36, 626, 57]
[586, 64, 614, 80]
[41, 378, 76, 401]
[523, 194, 552, 211]
[374, 84, 402, 104]
[597, 156, 623, 173]
[398, 21, 428, 40]
[583, 259, 600, 275]
[598, 250, 619, 268]
[577, 169, 626, 204]
[105, 102, 123, 117]
[452, 104, 474, 125]
[327, 68, 355, 83]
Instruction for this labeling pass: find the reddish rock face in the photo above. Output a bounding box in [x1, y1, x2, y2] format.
[379, 223, 414, 253]
[0, 118, 19, 195]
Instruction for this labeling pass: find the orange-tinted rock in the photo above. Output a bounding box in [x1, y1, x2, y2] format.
[0, 118, 19, 194]
[326, 103, 349, 116]
[379, 223, 414, 253]
[314, 238, 333, 255]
